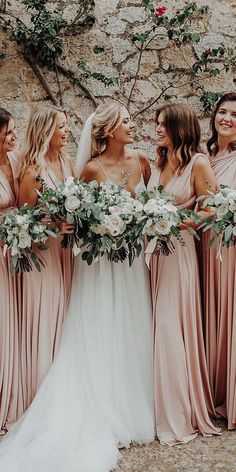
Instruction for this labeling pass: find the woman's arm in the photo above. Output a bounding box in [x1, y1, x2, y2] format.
[137, 150, 151, 186]
[18, 167, 41, 207]
[192, 155, 217, 218]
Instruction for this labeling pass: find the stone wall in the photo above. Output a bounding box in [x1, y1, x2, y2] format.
[0, 0, 235, 159]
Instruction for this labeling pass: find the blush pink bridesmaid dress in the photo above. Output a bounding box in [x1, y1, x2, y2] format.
[21, 157, 74, 411]
[203, 151, 236, 429]
[148, 154, 220, 445]
[0, 151, 23, 432]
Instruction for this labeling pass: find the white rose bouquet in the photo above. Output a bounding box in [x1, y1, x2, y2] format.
[81, 181, 145, 265]
[199, 185, 236, 248]
[137, 186, 200, 261]
[37, 176, 97, 255]
[0, 205, 58, 274]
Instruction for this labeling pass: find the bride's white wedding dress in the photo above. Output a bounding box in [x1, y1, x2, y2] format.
[0, 182, 155, 471]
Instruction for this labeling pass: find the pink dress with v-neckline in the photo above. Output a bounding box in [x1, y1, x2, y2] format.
[0, 152, 23, 431]
[21, 158, 74, 411]
[148, 155, 220, 445]
[202, 150, 236, 429]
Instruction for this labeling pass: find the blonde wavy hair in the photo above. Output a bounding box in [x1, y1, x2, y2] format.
[91, 101, 125, 157]
[20, 104, 67, 178]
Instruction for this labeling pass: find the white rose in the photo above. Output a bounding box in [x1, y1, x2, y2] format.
[65, 196, 81, 212]
[154, 219, 172, 235]
[144, 199, 161, 215]
[18, 229, 32, 249]
[233, 226, 236, 236]
[93, 224, 108, 236]
[105, 214, 126, 236]
[216, 203, 229, 218]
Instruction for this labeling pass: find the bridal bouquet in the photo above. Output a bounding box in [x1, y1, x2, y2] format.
[0, 205, 58, 274]
[138, 187, 200, 260]
[199, 185, 236, 247]
[81, 181, 145, 265]
[37, 176, 97, 255]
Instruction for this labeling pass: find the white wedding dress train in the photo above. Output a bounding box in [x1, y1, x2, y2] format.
[0, 254, 155, 472]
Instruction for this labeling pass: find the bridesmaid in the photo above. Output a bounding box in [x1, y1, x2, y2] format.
[148, 103, 220, 445]
[0, 108, 23, 432]
[203, 92, 236, 429]
[18, 105, 75, 411]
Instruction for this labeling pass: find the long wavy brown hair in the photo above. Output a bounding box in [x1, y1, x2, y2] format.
[207, 92, 236, 156]
[155, 103, 202, 174]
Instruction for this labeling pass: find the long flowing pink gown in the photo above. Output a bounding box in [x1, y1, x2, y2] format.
[203, 150, 236, 429]
[0, 152, 23, 432]
[21, 158, 74, 411]
[148, 154, 220, 445]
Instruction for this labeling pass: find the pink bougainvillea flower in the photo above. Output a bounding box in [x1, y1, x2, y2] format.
[155, 6, 167, 17]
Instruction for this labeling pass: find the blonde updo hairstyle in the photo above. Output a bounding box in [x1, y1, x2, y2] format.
[91, 101, 125, 158]
[20, 104, 67, 178]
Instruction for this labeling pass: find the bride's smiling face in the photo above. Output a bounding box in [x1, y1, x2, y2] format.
[110, 108, 135, 144]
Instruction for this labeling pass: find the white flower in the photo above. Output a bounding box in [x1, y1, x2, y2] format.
[104, 214, 126, 237]
[47, 203, 60, 213]
[216, 203, 229, 218]
[15, 214, 30, 226]
[62, 185, 78, 197]
[18, 229, 32, 249]
[33, 224, 45, 234]
[144, 199, 161, 215]
[132, 200, 143, 212]
[93, 224, 108, 236]
[233, 226, 236, 236]
[64, 176, 75, 186]
[162, 203, 178, 213]
[214, 195, 228, 205]
[154, 219, 172, 235]
[65, 196, 81, 212]
[229, 202, 236, 213]
[226, 191, 236, 204]
[106, 215, 126, 236]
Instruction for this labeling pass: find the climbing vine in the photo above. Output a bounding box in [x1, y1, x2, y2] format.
[0, 0, 235, 124]
[0, 0, 111, 106]
[126, 0, 236, 115]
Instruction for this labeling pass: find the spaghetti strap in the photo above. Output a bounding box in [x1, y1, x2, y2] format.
[94, 158, 110, 180]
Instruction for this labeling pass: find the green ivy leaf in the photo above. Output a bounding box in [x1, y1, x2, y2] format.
[93, 45, 105, 54]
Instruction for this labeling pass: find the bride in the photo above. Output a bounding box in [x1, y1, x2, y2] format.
[0, 101, 155, 472]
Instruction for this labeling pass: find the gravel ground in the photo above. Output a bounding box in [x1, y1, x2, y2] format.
[0, 420, 235, 471]
[114, 421, 236, 472]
